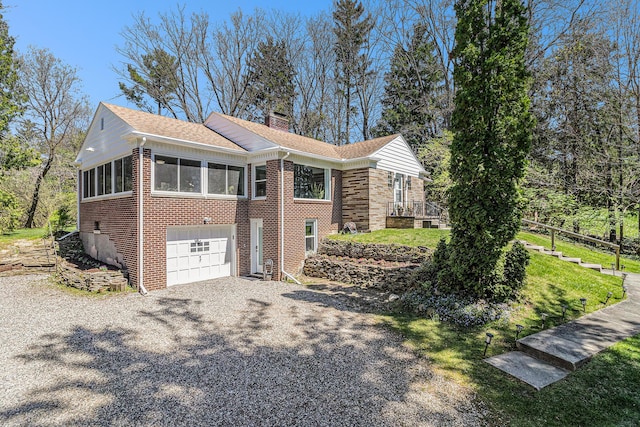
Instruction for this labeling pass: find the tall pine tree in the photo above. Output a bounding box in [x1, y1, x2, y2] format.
[333, 0, 373, 145]
[448, 0, 533, 297]
[245, 36, 296, 123]
[375, 23, 444, 153]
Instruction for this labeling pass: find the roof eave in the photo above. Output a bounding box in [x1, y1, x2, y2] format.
[123, 130, 247, 155]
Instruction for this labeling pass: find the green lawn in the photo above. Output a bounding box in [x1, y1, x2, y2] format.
[328, 227, 450, 248]
[0, 228, 49, 250]
[518, 230, 640, 273]
[335, 228, 639, 426]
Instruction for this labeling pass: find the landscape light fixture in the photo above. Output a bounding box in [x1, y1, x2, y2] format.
[622, 273, 628, 284]
[622, 285, 628, 299]
[605, 291, 613, 305]
[561, 304, 568, 321]
[484, 332, 494, 356]
[515, 324, 524, 342]
[611, 263, 616, 274]
[580, 298, 587, 312]
[541, 313, 548, 329]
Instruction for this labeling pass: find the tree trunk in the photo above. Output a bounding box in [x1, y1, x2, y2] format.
[24, 156, 53, 228]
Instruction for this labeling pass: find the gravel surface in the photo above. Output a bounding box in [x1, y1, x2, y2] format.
[0, 274, 487, 426]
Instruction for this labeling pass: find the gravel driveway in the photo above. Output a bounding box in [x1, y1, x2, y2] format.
[0, 274, 485, 426]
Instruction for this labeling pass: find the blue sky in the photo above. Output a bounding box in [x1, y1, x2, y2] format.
[6, 0, 332, 110]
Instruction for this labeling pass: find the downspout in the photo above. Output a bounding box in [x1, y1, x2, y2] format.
[138, 137, 148, 295]
[280, 151, 300, 285]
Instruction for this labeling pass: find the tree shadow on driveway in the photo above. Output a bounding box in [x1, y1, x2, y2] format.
[1, 281, 483, 426]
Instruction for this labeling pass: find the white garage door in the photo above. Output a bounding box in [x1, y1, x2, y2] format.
[166, 225, 235, 286]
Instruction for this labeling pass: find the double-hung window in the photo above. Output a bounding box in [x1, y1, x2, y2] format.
[305, 219, 317, 256]
[254, 165, 267, 198]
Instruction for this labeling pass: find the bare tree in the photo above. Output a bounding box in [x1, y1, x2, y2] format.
[17, 47, 89, 228]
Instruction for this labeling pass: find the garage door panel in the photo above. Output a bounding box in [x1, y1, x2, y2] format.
[166, 225, 234, 286]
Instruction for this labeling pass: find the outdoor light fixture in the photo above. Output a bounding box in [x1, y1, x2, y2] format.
[611, 263, 616, 274]
[484, 332, 494, 356]
[561, 304, 568, 321]
[580, 298, 587, 312]
[541, 313, 548, 329]
[623, 273, 628, 284]
[515, 324, 524, 342]
[622, 285, 628, 299]
[605, 291, 613, 305]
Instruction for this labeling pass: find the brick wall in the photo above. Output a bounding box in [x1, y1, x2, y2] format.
[341, 168, 370, 231]
[79, 148, 139, 288]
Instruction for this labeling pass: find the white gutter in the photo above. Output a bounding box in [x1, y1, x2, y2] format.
[280, 151, 298, 283]
[138, 137, 148, 296]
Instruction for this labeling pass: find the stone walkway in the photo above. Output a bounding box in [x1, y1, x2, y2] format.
[486, 271, 640, 390]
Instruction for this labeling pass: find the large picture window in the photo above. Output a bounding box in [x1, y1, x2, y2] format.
[294, 164, 329, 200]
[208, 163, 245, 196]
[254, 165, 267, 198]
[154, 155, 201, 193]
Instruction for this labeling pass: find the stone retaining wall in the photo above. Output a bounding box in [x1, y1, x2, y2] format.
[318, 239, 430, 263]
[57, 260, 129, 293]
[303, 255, 419, 293]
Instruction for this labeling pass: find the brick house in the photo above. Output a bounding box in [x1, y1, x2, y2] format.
[75, 103, 428, 291]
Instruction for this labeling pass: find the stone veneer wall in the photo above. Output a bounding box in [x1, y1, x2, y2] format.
[342, 168, 427, 232]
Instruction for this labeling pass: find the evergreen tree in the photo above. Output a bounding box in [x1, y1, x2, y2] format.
[333, 0, 373, 145]
[119, 48, 178, 117]
[448, 0, 533, 297]
[0, 1, 22, 134]
[245, 36, 296, 122]
[375, 23, 444, 152]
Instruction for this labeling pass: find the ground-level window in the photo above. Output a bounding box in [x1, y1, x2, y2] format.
[154, 155, 201, 193]
[305, 219, 317, 256]
[254, 164, 267, 198]
[294, 164, 330, 200]
[208, 163, 245, 196]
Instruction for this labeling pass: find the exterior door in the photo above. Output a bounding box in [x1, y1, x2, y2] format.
[250, 218, 263, 274]
[394, 173, 404, 210]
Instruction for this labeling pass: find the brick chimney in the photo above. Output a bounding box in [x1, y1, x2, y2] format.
[265, 111, 289, 132]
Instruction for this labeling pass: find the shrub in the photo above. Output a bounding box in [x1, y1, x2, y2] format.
[46, 206, 74, 237]
[0, 189, 21, 234]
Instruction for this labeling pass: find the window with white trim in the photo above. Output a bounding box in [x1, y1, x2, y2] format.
[254, 164, 267, 198]
[294, 164, 330, 200]
[208, 163, 245, 196]
[82, 155, 132, 200]
[305, 219, 317, 256]
[154, 155, 201, 193]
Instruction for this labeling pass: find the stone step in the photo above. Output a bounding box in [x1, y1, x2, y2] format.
[485, 351, 569, 391]
[516, 332, 592, 371]
[559, 256, 582, 264]
[579, 263, 602, 272]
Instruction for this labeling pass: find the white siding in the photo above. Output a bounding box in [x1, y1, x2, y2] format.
[373, 136, 424, 177]
[76, 105, 134, 169]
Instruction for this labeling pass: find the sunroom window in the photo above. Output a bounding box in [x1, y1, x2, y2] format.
[208, 163, 245, 196]
[154, 155, 201, 193]
[294, 164, 329, 200]
[114, 155, 132, 193]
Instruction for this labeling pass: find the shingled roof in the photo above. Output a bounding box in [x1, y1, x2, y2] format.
[336, 134, 401, 159]
[103, 103, 245, 152]
[105, 103, 405, 160]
